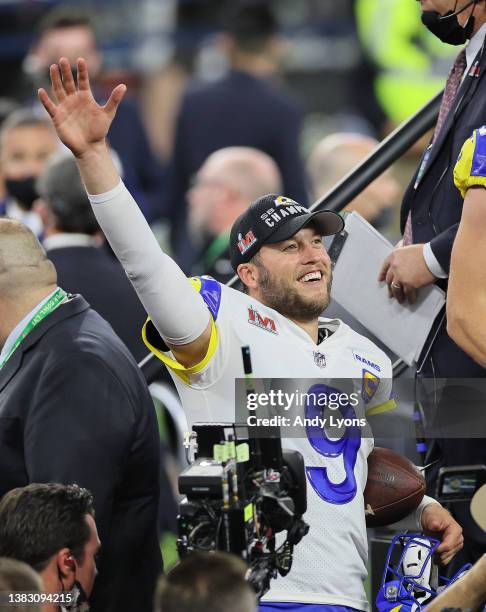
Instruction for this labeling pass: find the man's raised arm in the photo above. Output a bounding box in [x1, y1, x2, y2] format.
[39, 58, 211, 368]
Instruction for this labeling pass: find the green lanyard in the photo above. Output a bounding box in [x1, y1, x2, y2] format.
[0, 287, 67, 370]
[201, 232, 230, 270]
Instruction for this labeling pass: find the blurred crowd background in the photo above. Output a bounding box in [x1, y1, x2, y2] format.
[0, 0, 458, 254]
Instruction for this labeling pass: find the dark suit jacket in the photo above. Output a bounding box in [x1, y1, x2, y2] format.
[401, 44, 486, 377]
[166, 69, 308, 271]
[401, 45, 486, 563]
[47, 243, 148, 363]
[0, 295, 162, 612]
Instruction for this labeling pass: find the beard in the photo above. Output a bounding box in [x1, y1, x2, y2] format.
[256, 260, 331, 322]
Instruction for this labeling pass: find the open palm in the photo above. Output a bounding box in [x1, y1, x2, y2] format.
[38, 57, 126, 158]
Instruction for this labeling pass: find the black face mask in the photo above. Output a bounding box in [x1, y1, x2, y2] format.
[5, 176, 39, 211]
[61, 580, 90, 612]
[422, 0, 477, 45]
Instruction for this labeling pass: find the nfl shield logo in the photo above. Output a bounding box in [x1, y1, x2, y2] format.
[313, 351, 327, 368]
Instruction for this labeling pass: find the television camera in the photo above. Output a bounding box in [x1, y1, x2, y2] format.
[177, 422, 309, 598]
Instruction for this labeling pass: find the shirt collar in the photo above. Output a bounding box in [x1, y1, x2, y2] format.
[6, 200, 43, 239]
[0, 288, 59, 363]
[466, 21, 486, 72]
[43, 233, 100, 251]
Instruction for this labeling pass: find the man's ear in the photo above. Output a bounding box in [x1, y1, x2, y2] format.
[237, 262, 258, 290]
[33, 198, 52, 228]
[57, 548, 76, 580]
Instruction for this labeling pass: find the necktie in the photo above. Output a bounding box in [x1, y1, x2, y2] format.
[402, 48, 467, 246]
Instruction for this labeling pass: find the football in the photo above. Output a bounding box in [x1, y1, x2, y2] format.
[364, 447, 426, 527]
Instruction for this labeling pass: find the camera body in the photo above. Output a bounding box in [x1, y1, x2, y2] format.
[177, 423, 309, 597]
[435, 464, 486, 503]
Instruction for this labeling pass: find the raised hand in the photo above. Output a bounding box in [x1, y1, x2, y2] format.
[38, 57, 126, 158]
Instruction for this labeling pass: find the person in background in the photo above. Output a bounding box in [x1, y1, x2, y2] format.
[424, 550, 486, 611]
[0, 219, 162, 612]
[0, 98, 20, 212]
[0, 557, 42, 612]
[25, 6, 165, 222]
[36, 152, 147, 362]
[0, 484, 99, 612]
[35, 153, 179, 546]
[354, 0, 456, 133]
[188, 146, 282, 283]
[166, 0, 308, 271]
[378, 0, 486, 575]
[0, 109, 57, 237]
[155, 552, 257, 612]
[307, 132, 400, 228]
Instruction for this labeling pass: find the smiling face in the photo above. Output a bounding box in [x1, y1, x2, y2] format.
[239, 226, 332, 322]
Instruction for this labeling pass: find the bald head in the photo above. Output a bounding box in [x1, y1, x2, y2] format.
[0, 219, 56, 300]
[205, 147, 282, 201]
[307, 133, 379, 198]
[188, 147, 283, 238]
[307, 133, 399, 223]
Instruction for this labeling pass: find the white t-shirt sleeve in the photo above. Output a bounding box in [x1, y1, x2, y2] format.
[388, 495, 440, 531]
[87, 180, 210, 345]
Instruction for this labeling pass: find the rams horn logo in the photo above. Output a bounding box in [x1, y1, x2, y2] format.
[274, 196, 298, 207]
[362, 369, 380, 404]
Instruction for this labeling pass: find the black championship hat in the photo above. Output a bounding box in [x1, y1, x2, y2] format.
[229, 194, 344, 271]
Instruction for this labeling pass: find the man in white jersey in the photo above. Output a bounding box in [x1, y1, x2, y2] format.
[38, 57, 464, 612]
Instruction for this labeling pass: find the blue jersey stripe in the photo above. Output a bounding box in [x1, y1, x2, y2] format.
[195, 275, 222, 321]
[471, 129, 486, 176]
